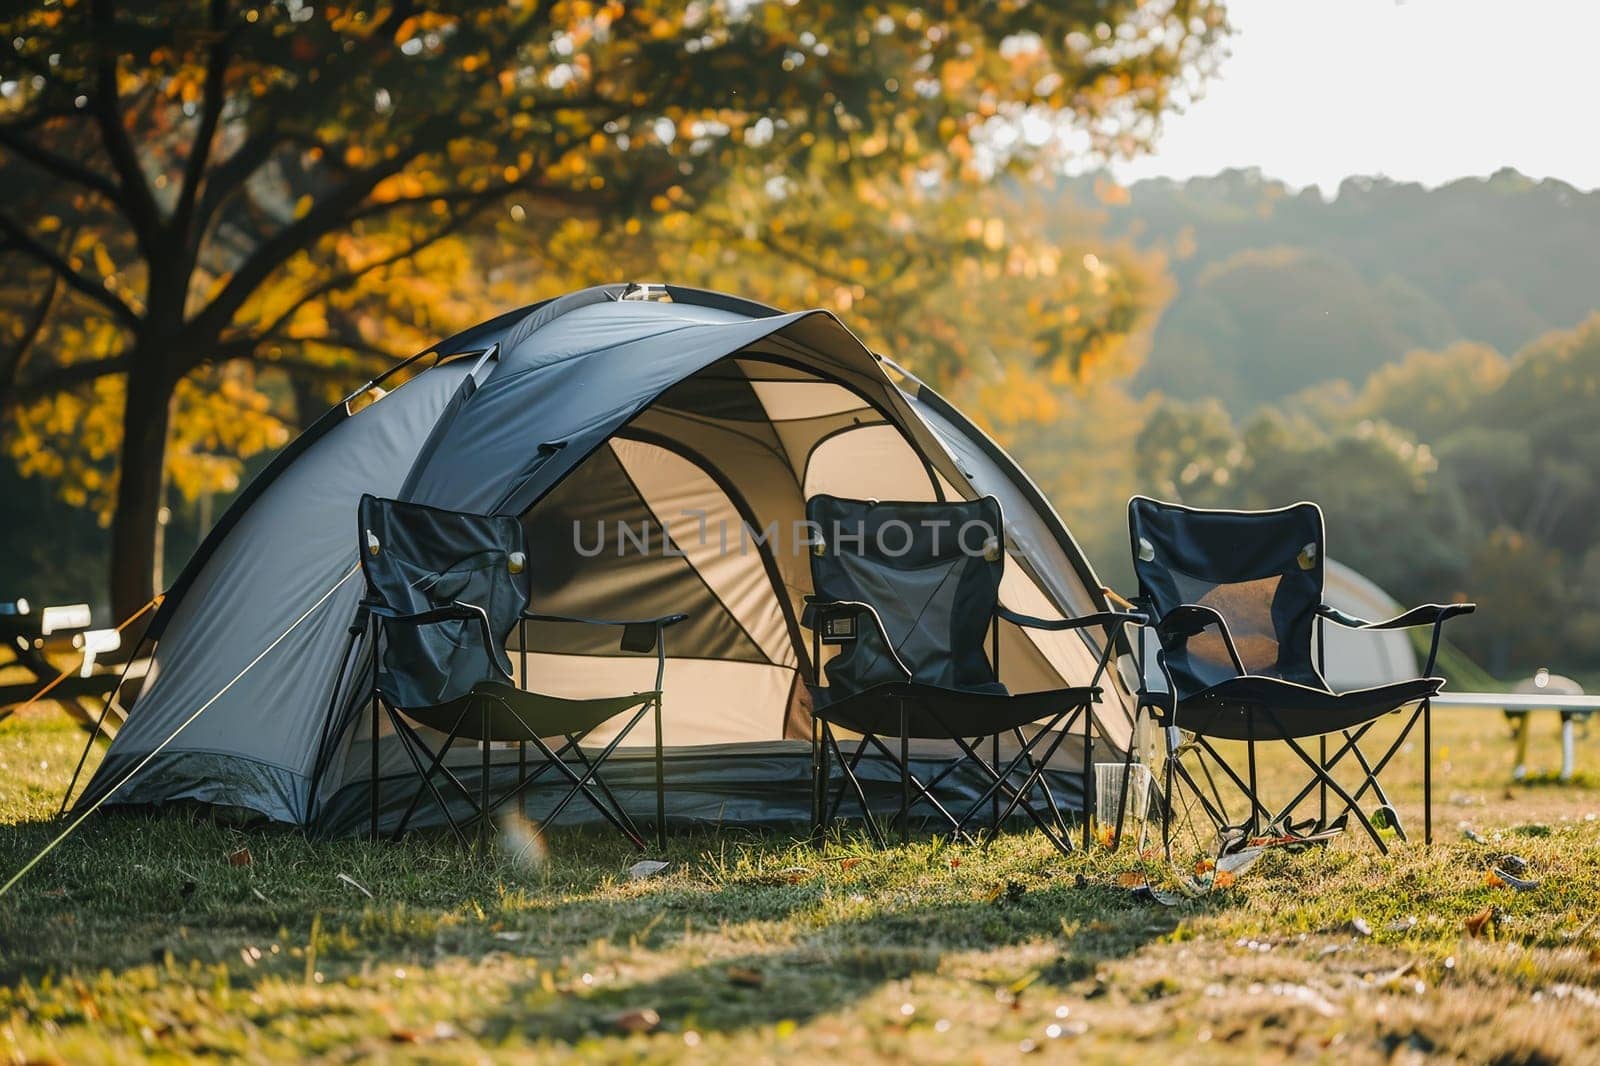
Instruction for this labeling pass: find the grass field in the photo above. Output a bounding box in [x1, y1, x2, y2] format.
[2, 706, 1598, 1064]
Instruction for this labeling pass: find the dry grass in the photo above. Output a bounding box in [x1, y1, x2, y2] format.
[2, 705, 1598, 1064]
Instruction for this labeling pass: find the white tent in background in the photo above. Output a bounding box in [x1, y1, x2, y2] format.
[1321, 559, 1419, 688]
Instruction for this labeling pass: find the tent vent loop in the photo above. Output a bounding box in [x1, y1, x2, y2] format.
[366, 530, 381, 556]
[983, 537, 1002, 562]
[508, 551, 526, 575]
[1137, 537, 1155, 563]
[1297, 541, 1318, 570]
[812, 537, 827, 557]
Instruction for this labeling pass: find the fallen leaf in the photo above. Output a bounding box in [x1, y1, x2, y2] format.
[610, 1008, 661, 1034]
[1117, 871, 1147, 888]
[726, 966, 765, 988]
[839, 857, 863, 872]
[628, 860, 670, 881]
[389, 1021, 457, 1044]
[1490, 867, 1540, 892]
[1348, 917, 1373, 938]
[1485, 869, 1508, 889]
[1465, 907, 1496, 938]
[227, 847, 253, 867]
[1212, 870, 1236, 890]
[1094, 823, 1116, 849]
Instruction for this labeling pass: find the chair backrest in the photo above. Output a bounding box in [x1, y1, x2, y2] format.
[359, 494, 528, 709]
[807, 494, 1005, 696]
[1128, 496, 1327, 700]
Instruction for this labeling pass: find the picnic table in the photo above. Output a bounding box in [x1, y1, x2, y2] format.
[0, 598, 149, 738]
[1434, 676, 1600, 781]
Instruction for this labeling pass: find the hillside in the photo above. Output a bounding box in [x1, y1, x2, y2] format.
[1086, 168, 1600, 413]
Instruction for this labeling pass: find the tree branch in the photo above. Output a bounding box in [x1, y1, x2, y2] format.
[0, 127, 126, 207]
[173, 0, 234, 247]
[0, 273, 60, 396]
[0, 212, 141, 330]
[187, 153, 414, 344]
[5, 355, 128, 406]
[88, 0, 162, 253]
[248, 208, 484, 343]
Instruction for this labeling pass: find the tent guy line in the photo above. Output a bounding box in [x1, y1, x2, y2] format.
[0, 562, 362, 899]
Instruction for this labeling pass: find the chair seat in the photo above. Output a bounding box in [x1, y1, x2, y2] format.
[813, 682, 1101, 740]
[1149, 675, 1444, 741]
[397, 682, 658, 741]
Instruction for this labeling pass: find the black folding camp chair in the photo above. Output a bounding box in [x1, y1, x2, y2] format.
[356, 494, 684, 850]
[805, 494, 1143, 855]
[1120, 497, 1474, 858]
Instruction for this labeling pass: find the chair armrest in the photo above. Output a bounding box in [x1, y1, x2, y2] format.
[1317, 602, 1476, 630]
[1152, 603, 1248, 676]
[801, 597, 912, 681]
[370, 603, 483, 627]
[521, 611, 689, 656]
[522, 612, 688, 628]
[995, 606, 1148, 632]
[369, 601, 509, 681]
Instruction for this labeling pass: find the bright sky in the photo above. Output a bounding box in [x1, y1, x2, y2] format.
[1113, 0, 1600, 194]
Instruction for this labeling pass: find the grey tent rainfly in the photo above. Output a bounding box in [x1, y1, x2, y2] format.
[70, 284, 1135, 838]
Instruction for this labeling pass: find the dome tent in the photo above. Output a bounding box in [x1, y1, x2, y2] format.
[76, 284, 1134, 836]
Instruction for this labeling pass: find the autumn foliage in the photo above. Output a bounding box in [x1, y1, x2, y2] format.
[0, 1, 1225, 615]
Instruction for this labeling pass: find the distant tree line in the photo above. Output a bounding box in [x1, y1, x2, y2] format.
[1005, 316, 1600, 679]
[1083, 167, 1600, 415]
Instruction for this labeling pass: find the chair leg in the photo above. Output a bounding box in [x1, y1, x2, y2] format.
[1267, 720, 1390, 854]
[1016, 726, 1068, 840]
[991, 733, 1001, 831]
[811, 717, 829, 845]
[825, 727, 885, 848]
[1246, 721, 1259, 839]
[860, 733, 966, 837]
[1319, 735, 1328, 830]
[369, 683, 381, 841]
[386, 708, 472, 849]
[899, 699, 910, 845]
[1423, 697, 1432, 846]
[525, 730, 646, 849]
[517, 740, 527, 820]
[654, 695, 666, 851]
[478, 703, 492, 852]
[1082, 700, 1094, 851]
[954, 714, 1077, 853]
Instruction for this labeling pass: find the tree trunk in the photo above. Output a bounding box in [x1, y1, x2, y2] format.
[108, 357, 175, 623]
